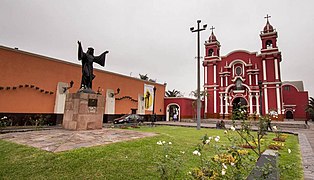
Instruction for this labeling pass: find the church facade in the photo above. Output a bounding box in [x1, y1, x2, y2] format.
[203, 17, 308, 120]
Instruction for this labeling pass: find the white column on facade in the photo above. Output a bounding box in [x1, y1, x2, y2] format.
[225, 76, 228, 87]
[204, 67, 208, 85]
[249, 93, 253, 115]
[264, 85, 269, 114]
[221, 76, 223, 87]
[263, 59, 267, 81]
[220, 94, 223, 114]
[256, 95, 260, 115]
[213, 65, 217, 84]
[225, 95, 229, 114]
[205, 88, 208, 113]
[276, 84, 281, 114]
[242, 64, 245, 76]
[249, 74, 252, 85]
[255, 74, 258, 85]
[233, 65, 235, 77]
[274, 59, 279, 80]
[214, 87, 217, 113]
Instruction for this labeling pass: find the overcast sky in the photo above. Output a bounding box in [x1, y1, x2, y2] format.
[1, 0, 314, 97]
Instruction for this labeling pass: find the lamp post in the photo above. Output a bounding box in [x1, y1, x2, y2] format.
[190, 20, 207, 130]
[152, 86, 157, 123]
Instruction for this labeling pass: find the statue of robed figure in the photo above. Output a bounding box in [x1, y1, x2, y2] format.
[77, 41, 109, 93]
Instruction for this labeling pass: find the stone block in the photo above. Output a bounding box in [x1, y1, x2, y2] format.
[63, 93, 104, 131]
[247, 149, 279, 180]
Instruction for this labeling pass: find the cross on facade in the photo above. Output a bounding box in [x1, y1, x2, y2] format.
[264, 14, 271, 21]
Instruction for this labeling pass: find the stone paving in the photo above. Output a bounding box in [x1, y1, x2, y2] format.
[0, 128, 156, 153]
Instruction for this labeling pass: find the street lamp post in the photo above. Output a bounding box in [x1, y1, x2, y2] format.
[152, 87, 157, 123]
[190, 20, 207, 130]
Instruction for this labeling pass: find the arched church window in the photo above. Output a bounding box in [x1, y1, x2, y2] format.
[235, 78, 243, 90]
[208, 49, 214, 56]
[235, 66, 242, 76]
[266, 40, 273, 49]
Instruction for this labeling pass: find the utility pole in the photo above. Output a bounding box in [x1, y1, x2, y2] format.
[190, 20, 207, 130]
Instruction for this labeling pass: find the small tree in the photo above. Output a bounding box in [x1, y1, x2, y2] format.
[139, 74, 149, 81]
[306, 97, 314, 120]
[189, 90, 207, 100]
[165, 89, 182, 97]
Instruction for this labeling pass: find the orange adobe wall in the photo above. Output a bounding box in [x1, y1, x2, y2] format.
[0, 46, 165, 116]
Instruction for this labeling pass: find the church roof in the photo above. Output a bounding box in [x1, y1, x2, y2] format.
[263, 15, 275, 33]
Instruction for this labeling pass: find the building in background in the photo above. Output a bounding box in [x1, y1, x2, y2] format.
[203, 17, 308, 120]
[0, 46, 165, 124]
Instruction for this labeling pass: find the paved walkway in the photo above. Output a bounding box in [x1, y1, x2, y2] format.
[0, 128, 156, 153]
[155, 120, 314, 180]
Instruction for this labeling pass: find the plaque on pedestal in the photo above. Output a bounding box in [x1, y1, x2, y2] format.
[62, 93, 104, 130]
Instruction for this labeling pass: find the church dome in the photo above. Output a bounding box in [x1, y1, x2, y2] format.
[263, 20, 274, 33]
[208, 32, 217, 42]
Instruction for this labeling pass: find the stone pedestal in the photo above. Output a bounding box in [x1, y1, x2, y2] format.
[63, 93, 104, 130]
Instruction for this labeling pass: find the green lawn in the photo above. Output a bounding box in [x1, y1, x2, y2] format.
[0, 126, 303, 179]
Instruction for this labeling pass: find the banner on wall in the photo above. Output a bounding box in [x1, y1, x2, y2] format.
[144, 84, 154, 111]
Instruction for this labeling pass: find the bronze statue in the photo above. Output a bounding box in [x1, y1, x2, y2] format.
[77, 41, 109, 93]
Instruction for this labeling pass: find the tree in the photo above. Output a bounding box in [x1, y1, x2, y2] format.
[306, 97, 314, 120]
[139, 74, 149, 81]
[165, 89, 182, 97]
[189, 90, 207, 100]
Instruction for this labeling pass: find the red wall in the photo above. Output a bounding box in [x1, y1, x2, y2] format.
[282, 84, 308, 120]
[164, 97, 204, 119]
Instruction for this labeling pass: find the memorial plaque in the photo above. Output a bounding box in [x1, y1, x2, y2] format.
[88, 99, 98, 107]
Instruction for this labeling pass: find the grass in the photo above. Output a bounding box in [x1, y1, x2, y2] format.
[0, 126, 303, 179]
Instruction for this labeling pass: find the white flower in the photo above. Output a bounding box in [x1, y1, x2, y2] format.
[165, 155, 168, 158]
[180, 151, 185, 154]
[162, 141, 166, 144]
[208, 137, 213, 140]
[168, 142, 172, 145]
[222, 169, 226, 175]
[125, 156, 128, 159]
[231, 162, 235, 166]
[205, 139, 211, 144]
[230, 126, 236, 131]
[288, 149, 291, 154]
[188, 171, 192, 175]
[157, 141, 163, 145]
[224, 130, 228, 134]
[273, 126, 277, 130]
[1, 116, 7, 120]
[193, 150, 201, 156]
[215, 136, 220, 142]
[222, 163, 227, 169]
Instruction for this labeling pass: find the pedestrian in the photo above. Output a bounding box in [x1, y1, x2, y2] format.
[173, 114, 177, 121]
[267, 117, 272, 131]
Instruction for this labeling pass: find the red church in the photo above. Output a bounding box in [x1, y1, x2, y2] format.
[203, 15, 308, 121]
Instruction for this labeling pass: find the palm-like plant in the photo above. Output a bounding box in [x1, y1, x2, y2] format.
[189, 90, 207, 99]
[165, 89, 182, 97]
[306, 97, 314, 120]
[139, 74, 149, 81]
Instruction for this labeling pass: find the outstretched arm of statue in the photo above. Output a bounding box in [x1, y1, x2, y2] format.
[77, 41, 84, 60]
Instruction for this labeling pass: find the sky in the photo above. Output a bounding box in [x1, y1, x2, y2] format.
[1, 0, 314, 97]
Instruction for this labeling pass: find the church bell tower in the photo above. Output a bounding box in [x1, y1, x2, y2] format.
[259, 14, 283, 118]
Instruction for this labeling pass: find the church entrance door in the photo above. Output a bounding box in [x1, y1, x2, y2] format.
[232, 97, 248, 120]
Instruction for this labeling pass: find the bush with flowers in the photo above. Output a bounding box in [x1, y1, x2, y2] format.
[188, 132, 256, 179]
[155, 140, 185, 180]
